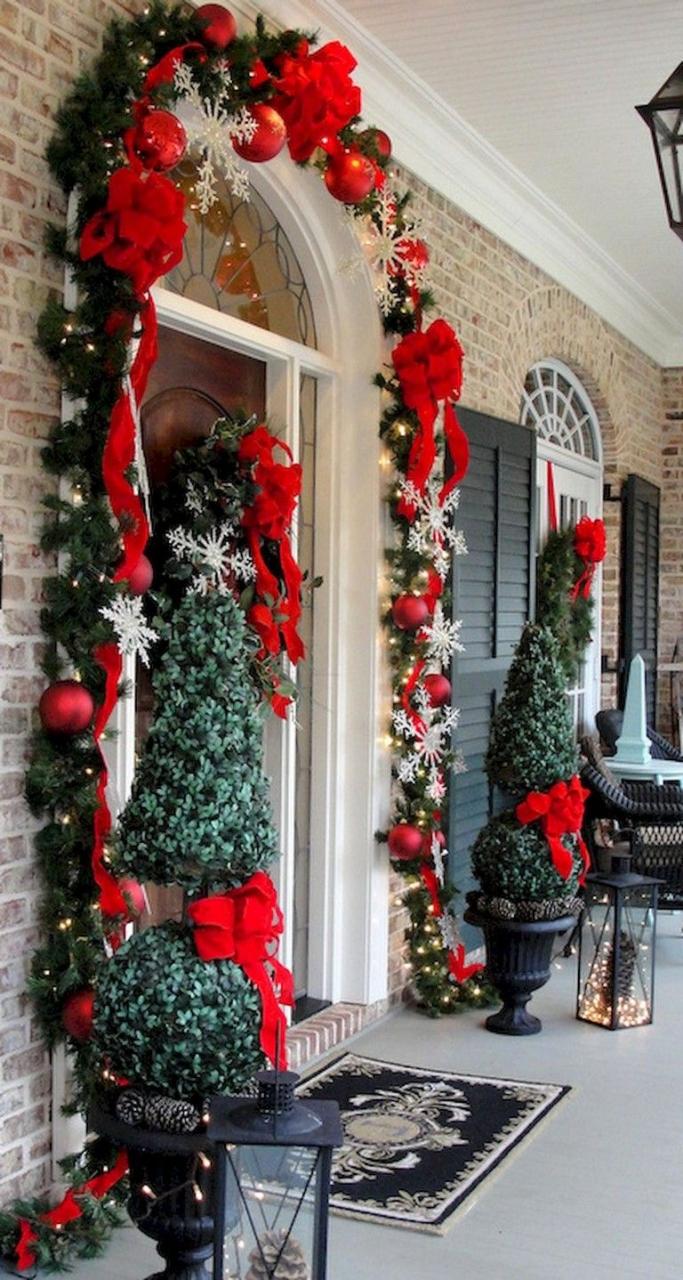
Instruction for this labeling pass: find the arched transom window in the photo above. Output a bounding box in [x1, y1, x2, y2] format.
[166, 159, 317, 348]
[520, 360, 601, 462]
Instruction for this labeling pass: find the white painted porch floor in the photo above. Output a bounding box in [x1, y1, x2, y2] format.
[68, 914, 683, 1280]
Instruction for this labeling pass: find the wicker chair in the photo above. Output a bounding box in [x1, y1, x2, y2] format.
[580, 735, 683, 909]
[595, 708, 683, 762]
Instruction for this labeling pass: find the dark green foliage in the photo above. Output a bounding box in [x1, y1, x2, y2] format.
[94, 923, 263, 1098]
[486, 624, 577, 798]
[472, 815, 582, 903]
[116, 590, 278, 891]
[536, 528, 593, 680]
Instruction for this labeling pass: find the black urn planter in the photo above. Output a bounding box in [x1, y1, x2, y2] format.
[464, 907, 575, 1035]
[92, 1103, 221, 1280]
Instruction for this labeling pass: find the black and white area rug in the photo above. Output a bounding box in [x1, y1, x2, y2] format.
[298, 1053, 570, 1234]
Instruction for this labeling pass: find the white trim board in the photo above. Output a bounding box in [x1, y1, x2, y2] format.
[235, 0, 683, 369]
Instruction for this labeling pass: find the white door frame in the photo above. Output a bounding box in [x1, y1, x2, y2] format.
[106, 157, 389, 1008]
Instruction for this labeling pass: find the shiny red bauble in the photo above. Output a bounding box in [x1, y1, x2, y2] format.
[127, 553, 154, 596]
[423, 673, 452, 708]
[134, 109, 187, 171]
[324, 150, 376, 204]
[196, 3, 237, 48]
[62, 988, 95, 1043]
[39, 681, 94, 735]
[233, 104, 287, 162]
[392, 594, 430, 632]
[388, 823, 424, 861]
[360, 127, 392, 160]
[118, 878, 149, 919]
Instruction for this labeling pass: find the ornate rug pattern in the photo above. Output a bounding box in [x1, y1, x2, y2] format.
[298, 1053, 570, 1234]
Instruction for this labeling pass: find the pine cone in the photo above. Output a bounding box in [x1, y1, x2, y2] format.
[143, 1094, 201, 1134]
[245, 1229, 310, 1280]
[115, 1088, 145, 1127]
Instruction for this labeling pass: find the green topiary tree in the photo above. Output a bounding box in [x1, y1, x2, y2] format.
[471, 623, 583, 920]
[95, 590, 278, 1102]
[485, 623, 577, 798]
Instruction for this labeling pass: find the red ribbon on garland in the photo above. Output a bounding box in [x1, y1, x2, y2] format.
[92, 643, 128, 922]
[515, 774, 591, 884]
[391, 318, 467, 519]
[570, 515, 606, 601]
[418, 862, 485, 983]
[16, 1150, 129, 1271]
[187, 872, 294, 1071]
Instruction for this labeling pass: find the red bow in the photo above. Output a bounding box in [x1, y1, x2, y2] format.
[571, 516, 607, 601]
[239, 427, 304, 665]
[448, 943, 484, 984]
[16, 1151, 129, 1271]
[392, 319, 468, 518]
[516, 775, 591, 884]
[272, 40, 361, 162]
[187, 872, 294, 1070]
[80, 167, 186, 298]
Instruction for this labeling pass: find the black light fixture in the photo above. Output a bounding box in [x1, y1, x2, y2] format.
[636, 62, 683, 240]
[209, 1068, 343, 1279]
[576, 844, 661, 1030]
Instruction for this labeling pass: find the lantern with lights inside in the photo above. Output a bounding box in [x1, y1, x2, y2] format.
[577, 846, 662, 1030]
[636, 62, 683, 240]
[209, 1068, 342, 1279]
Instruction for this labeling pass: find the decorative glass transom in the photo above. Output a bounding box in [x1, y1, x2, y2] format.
[521, 361, 600, 461]
[165, 159, 317, 348]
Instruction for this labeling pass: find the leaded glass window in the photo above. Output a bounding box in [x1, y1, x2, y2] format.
[521, 361, 600, 460]
[166, 159, 317, 348]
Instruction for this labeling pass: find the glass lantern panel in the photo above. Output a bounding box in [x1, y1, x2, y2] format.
[221, 1144, 320, 1279]
[578, 884, 655, 1028]
[653, 108, 683, 224]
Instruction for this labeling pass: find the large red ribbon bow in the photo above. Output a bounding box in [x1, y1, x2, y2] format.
[516, 774, 591, 884]
[571, 515, 607, 601]
[187, 872, 294, 1070]
[391, 318, 468, 519]
[272, 39, 361, 163]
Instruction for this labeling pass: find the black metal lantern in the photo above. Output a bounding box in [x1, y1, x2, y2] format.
[636, 62, 683, 240]
[577, 848, 661, 1030]
[209, 1069, 343, 1280]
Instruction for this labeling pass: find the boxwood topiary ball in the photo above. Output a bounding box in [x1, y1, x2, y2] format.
[94, 922, 264, 1100]
[471, 812, 582, 907]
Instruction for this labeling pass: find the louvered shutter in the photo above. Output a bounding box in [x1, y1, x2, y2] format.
[620, 474, 660, 724]
[449, 408, 536, 942]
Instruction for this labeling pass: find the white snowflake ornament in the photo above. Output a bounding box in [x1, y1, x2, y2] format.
[423, 603, 464, 666]
[173, 62, 256, 213]
[100, 595, 157, 666]
[168, 525, 254, 595]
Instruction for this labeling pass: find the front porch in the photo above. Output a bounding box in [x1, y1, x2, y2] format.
[72, 916, 683, 1280]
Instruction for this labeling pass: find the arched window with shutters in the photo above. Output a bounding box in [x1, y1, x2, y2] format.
[520, 359, 604, 734]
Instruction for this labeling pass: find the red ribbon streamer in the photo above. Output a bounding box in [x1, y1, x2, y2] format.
[105, 296, 157, 585]
[448, 943, 484, 983]
[187, 872, 294, 1070]
[92, 643, 129, 921]
[547, 460, 558, 533]
[16, 1151, 129, 1271]
[516, 774, 591, 885]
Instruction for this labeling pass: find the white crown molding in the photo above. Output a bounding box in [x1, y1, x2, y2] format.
[235, 0, 683, 368]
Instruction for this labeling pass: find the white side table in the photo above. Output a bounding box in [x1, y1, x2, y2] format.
[607, 758, 683, 789]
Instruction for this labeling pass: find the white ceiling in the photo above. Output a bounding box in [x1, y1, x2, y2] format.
[329, 0, 683, 363]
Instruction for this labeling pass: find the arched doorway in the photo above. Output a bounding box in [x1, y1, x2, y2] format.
[521, 359, 604, 733]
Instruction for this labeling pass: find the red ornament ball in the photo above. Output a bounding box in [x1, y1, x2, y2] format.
[392, 594, 430, 632]
[119, 878, 148, 919]
[39, 681, 94, 735]
[388, 823, 425, 861]
[62, 988, 95, 1043]
[360, 127, 392, 160]
[423, 673, 452, 708]
[324, 150, 376, 204]
[233, 104, 287, 162]
[134, 109, 187, 171]
[196, 3, 237, 48]
[127, 553, 154, 596]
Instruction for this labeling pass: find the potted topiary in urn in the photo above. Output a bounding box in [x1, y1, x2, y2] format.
[465, 623, 590, 1035]
[92, 590, 291, 1280]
